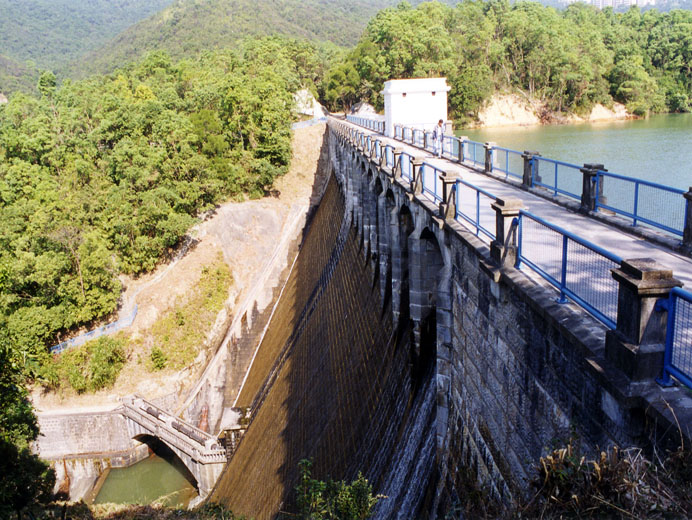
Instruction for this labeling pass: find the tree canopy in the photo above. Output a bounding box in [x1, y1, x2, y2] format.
[322, 1, 692, 119]
[0, 40, 321, 380]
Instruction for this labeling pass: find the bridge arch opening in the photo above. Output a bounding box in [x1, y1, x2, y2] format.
[396, 204, 415, 330]
[132, 434, 199, 491]
[410, 226, 445, 388]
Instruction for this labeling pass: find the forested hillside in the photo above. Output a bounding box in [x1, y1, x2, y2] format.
[71, 0, 454, 78]
[0, 37, 325, 381]
[0, 0, 173, 95]
[323, 1, 692, 120]
[0, 54, 36, 96]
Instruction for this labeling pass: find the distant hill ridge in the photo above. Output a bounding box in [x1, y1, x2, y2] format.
[0, 0, 174, 94]
[71, 0, 453, 78]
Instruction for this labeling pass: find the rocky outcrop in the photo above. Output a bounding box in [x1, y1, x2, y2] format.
[475, 93, 631, 128]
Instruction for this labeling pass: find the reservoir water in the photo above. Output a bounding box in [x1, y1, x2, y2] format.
[94, 449, 197, 507]
[458, 113, 692, 190]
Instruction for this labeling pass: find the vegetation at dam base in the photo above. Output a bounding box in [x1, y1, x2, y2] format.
[0, 339, 55, 520]
[322, 1, 692, 122]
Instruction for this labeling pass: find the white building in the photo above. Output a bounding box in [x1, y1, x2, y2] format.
[381, 78, 451, 138]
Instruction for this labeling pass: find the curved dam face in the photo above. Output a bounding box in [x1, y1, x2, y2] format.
[210, 163, 438, 518]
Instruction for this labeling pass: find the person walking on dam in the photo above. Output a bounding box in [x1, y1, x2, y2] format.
[433, 119, 444, 158]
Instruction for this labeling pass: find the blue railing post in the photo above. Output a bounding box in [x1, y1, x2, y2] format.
[683, 187, 692, 252]
[558, 235, 569, 303]
[490, 197, 525, 266]
[484, 142, 495, 174]
[521, 151, 540, 189]
[605, 259, 682, 381]
[579, 163, 604, 213]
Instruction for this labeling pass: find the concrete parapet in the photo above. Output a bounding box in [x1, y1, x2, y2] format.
[521, 151, 540, 189]
[484, 142, 495, 174]
[490, 197, 524, 267]
[606, 258, 682, 381]
[580, 163, 605, 213]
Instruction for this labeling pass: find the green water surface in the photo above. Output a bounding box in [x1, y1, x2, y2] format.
[94, 454, 197, 507]
[458, 113, 692, 190]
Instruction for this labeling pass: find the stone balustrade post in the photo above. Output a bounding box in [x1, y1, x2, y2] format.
[521, 151, 541, 189]
[412, 159, 424, 195]
[490, 197, 524, 266]
[439, 173, 458, 221]
[605, 258, 682, 381]
[484, 142, 495, 174]
[392, 148, 404, 178]
[580, 163, 605, 213]
[683, 187, 692, 252]
[457, 136, 468, 163]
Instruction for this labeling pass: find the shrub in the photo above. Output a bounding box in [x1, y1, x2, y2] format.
[294, 459, 382, 520]
[150, 346, 167, 370]
[54, 335, 125, 392]
[521, 441, 692, 518]
[88, 336, 126, 389]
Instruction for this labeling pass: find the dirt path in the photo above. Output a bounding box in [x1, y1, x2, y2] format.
[32, 123, 327, 412]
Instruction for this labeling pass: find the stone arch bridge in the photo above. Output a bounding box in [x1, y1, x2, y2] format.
[120, 396, 227, 500]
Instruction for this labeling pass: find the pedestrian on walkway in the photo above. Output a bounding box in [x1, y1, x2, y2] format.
[433, 119, 444, 158]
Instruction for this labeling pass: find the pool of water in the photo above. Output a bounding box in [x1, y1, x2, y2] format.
[94, 451, 197, 507]
[457, 113, 692, 190]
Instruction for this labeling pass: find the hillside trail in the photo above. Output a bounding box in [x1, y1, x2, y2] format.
[32, 123, 327, 413]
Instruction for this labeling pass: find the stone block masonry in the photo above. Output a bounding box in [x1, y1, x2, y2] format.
[328, 119, 692, 511]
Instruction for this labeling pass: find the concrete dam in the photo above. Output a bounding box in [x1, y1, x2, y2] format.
[209, 119, 692, 517]
[210, 159, 438, 518]
[37, 118, 692, 517]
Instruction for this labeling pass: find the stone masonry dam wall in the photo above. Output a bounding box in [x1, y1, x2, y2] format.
[209, 119, 690, 517]
[325, 119, 692, 507]
[210, 165, 438, 518]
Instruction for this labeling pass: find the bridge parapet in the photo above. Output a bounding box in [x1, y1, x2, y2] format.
[121, 396, 227, 464]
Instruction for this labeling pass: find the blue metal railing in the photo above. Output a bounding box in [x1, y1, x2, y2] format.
[493, 146, 524, 181]
[454, 179, 498, 241]
[51, 305, 139, 354]
[595, 170, 686, 237]
[464, 140, 485, 168]
[346, 115, 385, 134]
[657, 287, 692, 389]
[400, 152, 414, 182]
[442, 135, 460, 161]
[412, 129, 424, 148]
[355, 120, 690, 245]
[532, 156, 583, 200]
[516, 211, 622, 328]
[420, 162, 445, 203]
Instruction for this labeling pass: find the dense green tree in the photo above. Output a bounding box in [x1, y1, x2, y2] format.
[0, 43, 302, 378]
[321, 1, 692, 121]
[0, 338, 55, 519]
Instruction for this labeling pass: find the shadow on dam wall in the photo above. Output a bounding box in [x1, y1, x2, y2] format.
[210, 172, 439, 518]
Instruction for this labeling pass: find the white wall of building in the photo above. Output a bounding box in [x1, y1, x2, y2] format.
[382, 78, 451, 137]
